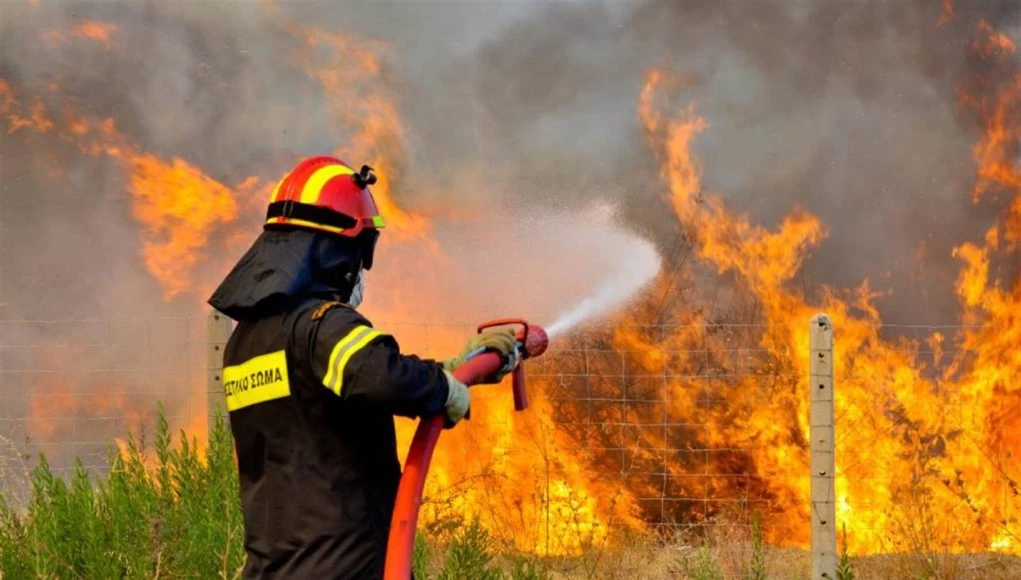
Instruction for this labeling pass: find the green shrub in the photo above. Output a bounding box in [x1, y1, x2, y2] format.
[437, 519, 503, 580]
[0, 406, 245, 579]
[508, 555, 549, 580]
[0, 405, 549, 580]
[837, 523, 857, 580]
[745, 514, 766, 580]
[679, 540, 724, 580]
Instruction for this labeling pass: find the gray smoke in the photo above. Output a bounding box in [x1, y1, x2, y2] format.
[3, 0, 1021, 510]
[2, 0, 1020, 322]
[309, 0, 1021, 325]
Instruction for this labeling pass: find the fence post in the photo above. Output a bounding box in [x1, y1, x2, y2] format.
[810, 313, 836, 579]
[207, 310, 233, 438]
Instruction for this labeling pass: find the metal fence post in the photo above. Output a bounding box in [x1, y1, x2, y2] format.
[810, 313, 836, 579]
[207, 310, 234, 437]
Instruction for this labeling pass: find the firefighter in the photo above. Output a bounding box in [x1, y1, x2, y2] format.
[208, 156, 518, 579]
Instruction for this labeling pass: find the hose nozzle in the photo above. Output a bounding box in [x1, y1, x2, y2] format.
[476, 319, 548, 412]
[515, 324, 549, 359]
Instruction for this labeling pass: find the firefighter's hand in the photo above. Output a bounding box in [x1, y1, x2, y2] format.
[443, 329, 518, 384]
[443, 371, 470, 428]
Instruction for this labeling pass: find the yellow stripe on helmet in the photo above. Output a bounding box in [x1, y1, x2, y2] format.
[301, 164, 355, 205]
[265, 216, 348, 235]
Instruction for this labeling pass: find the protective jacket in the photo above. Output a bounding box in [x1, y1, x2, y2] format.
[223, 298, 449, 579]
[211, 227, 449, 579]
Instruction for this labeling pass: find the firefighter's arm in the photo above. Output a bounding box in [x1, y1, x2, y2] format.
[310, 308, 452, 419]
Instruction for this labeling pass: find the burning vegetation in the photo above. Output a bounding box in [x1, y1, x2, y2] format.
[1, 0, 1020, 561]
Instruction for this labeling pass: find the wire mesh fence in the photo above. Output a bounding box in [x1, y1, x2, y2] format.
[0, 317, 207, 503]
[0, 313, 1017, 561]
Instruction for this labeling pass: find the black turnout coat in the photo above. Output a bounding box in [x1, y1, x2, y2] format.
[210, 229, 450, 579]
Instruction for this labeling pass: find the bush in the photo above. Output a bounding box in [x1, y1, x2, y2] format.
[0, 406, 550, 579]
[0, 407, 244, 579]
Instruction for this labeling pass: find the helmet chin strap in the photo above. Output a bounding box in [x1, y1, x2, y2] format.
[347, 270, 365, 309]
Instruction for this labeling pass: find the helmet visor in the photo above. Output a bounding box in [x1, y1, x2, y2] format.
[360, 229, 379, 270]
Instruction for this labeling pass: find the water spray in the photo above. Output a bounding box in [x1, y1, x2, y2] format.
[384, 319, 549, 580]
[545, 245, 661, 338]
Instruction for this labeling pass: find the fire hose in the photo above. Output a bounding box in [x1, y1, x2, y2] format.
[383, 319, 549, 580]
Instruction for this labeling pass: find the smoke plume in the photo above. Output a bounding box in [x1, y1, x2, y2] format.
[2, 0, 1019, 322]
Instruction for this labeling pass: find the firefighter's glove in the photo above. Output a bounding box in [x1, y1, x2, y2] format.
[442, 329, 519, 384]
[443, 370, 471, 429]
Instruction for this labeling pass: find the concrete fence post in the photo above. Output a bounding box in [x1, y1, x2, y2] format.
[810, 313, 837, 579]
[207, 310, 234, 437]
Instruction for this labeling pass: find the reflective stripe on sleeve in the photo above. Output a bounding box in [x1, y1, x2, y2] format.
[323, 325, 384, 396]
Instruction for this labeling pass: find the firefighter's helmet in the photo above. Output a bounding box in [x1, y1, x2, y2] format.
[264, 156, 384, 268]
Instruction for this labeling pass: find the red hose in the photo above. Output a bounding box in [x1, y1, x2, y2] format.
[383, 352, 506, 580]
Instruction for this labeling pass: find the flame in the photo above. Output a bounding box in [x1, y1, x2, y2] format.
[628, 23, 1021, 550]
[276, 23, 639, 552]
[1, 80, 54, 134]
[125, 155, 240, 300]
[70, 21, 119, 48]
[43, 20, 119, 48]
[938, 0, 955, 26]
[972, 20, 1016, 58]
[17, 21, 627, 553]
[291, 24, 431, 240]
[0, 83, 245, 299]
[26, 352, 148, 455]
[5, 9, 1021, 560]
[20, 341, 209, 473]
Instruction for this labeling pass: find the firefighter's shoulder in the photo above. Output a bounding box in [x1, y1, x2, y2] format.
[310, 300, 359, 322]
[304, 301, 393, 395]
[308, 300, 371, 326]
[306, 300, 388, 347]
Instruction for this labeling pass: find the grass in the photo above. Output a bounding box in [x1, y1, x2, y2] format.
[1, 408, 1020, 579]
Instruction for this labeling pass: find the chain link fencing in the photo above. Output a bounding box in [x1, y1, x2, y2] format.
[1, 313, 1016, 568]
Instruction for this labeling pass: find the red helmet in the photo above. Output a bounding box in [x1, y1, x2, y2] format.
[264, 156, 385, 269]
[264, 156, 385, 239]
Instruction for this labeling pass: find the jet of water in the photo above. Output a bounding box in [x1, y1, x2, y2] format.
[545, 231, 661, 339]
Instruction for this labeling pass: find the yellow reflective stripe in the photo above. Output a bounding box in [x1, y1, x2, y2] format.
[323, 326, 372, 389]
[334, 329, 383, 395]
[222, 350, 291, 411]
[301, 165, 354, 204]
[372, 215, 385, 228]
[264, 216, 347, 235]
[323, 325, 384, 396]
[269, 176, 285, 202]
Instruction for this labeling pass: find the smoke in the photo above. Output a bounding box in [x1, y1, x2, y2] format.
[3, 0, 1020, 324]
[417, 0, 1021, 325]
[2, 0, 1021, 542]
[294, 0, 1021, 324]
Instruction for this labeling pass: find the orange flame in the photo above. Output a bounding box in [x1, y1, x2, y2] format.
[1, 79, 54, 134]
[973, 20, 1016, 58]
[44, 20, 119, 49]
[5, 10, 1021, 559]
[938, 0, 955, 26]
[125, 155, 240, 300]
[71, 21, 119, 48]
[291, 24, 431, 240]
[634, 47, 1021, 552]
[0, 82, 246, 300]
